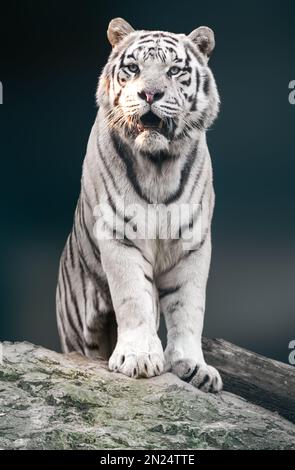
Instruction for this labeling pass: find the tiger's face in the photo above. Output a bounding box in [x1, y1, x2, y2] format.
[97, 19, 219, 154]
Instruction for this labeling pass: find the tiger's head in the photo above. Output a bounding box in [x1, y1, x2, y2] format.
[97, 18, 219, 154]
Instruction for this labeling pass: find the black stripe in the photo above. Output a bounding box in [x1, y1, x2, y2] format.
[97, 137, 121, 195]
[86, 323, 99, 335]
[164, 143, 198, 204]
[178, 205, 200, 238]
[142, 253, 153, 267]
[183, 66, 192, 73]
[158, 33, 179, 43]
[119, 51, 126, 68]
[163, 39, 179, 47]
[141, 149, 177, 169]
[196, 69, 200, 93]
[79, 260, 87, 317]
[187, 161, 207, 203]
[138, 33, 178, 42]
[179, 178, 209, 238]
[160, 224, 209, 277]
[57, 281, 62, 302]
[122, 70, 131, 79]
[190, 97, 197, 112]
[158, 48, 167, 62]
[111, 132, 152, 204]
[174, 127, 191, 141]
[102, 217, 141, 253]
[79, 196, 101, 263]
[112, 131, 198, 205]
[181, 226, 210, 260]
[56, 305, 71, 351]
[111, 65, 116, 81]
[112, 231, 153, 269]
[137, 38, 155, 45]
[185, 43, 205, 66]
[73, 235, 110, 299]
[185, 51, 192, 67]
[198, 226, 209, 249]
[167, 300, 181, 314]
[191, 110, 207, 131]
[114, 89, 122, 106]
[56, 305, 65, 340]
[159, 104, 178, 111]
[61, 265, 83, 351]
[159, 285, 181, 299]
[84, 340, 100, 351]
[198, 374, 210, 389]
[182, 364, 199, 383]
[144, 274, 153, 284]
[180, 79, 191, 86]
[68, 232, 75, 268]
[99, 171, 137, 232]
[63, 262, 83, 331]
[165, 95, 181, 106]
[203, 73, 210, 95]
[126, 104, 141, 109]
[189, 69, 200, 112]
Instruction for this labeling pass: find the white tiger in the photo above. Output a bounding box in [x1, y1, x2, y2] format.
[56, 18, 223, 392]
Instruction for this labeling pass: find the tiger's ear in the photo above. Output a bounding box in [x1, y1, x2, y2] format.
[107, 18, 134, 47]
[188, 26, 215, 59]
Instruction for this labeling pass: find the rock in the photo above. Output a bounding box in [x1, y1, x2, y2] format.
[203, 337, 295, 423]
[0, 341, 295, 450]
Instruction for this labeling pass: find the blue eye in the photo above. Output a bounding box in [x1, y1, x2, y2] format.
[127, 63, 139, 73]
[168, 66, 181, 76]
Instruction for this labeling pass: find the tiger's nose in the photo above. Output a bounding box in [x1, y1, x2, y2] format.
[138, 90, 164, 104]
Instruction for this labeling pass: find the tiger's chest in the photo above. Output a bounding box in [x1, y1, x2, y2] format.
[153, 238, 182, 275]
[134, 206, 203, 276]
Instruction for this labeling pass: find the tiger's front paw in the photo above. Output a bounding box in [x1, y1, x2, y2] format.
[172, 359, 223, 393]
[109, 333, 164, 379]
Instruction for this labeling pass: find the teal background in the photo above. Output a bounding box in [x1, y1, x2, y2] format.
[1, 0, 294, 363]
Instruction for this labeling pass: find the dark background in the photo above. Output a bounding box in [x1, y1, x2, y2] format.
[1, 0, 294, 363]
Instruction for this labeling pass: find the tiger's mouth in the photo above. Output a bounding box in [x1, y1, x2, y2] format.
[136, 111, 164, 133]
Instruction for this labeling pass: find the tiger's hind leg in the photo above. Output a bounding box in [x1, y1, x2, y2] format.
[56, 236, 115, 360]
[56, 245, 86, 355]
[83, 280, 117, 360]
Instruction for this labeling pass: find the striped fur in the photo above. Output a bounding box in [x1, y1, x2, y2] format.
[56, 18, 222, 392]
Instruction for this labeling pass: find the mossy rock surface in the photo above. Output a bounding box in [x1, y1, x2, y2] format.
[0, 341, 295, 450]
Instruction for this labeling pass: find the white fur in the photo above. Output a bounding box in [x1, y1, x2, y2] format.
[56, 22, 222, 392]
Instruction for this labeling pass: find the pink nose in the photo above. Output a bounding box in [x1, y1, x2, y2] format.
[145, 92, 154, 104]
[138, 90, 164, 104]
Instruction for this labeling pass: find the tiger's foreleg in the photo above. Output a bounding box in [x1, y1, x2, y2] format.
[100, 239, 164, 378]
[159, 234, 223, 392]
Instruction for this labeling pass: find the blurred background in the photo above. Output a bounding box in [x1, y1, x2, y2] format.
[1, 0, 294, 363]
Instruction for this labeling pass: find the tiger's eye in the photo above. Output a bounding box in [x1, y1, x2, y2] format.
[168, 66, 181, 75]
[127, 63, 139, 73]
